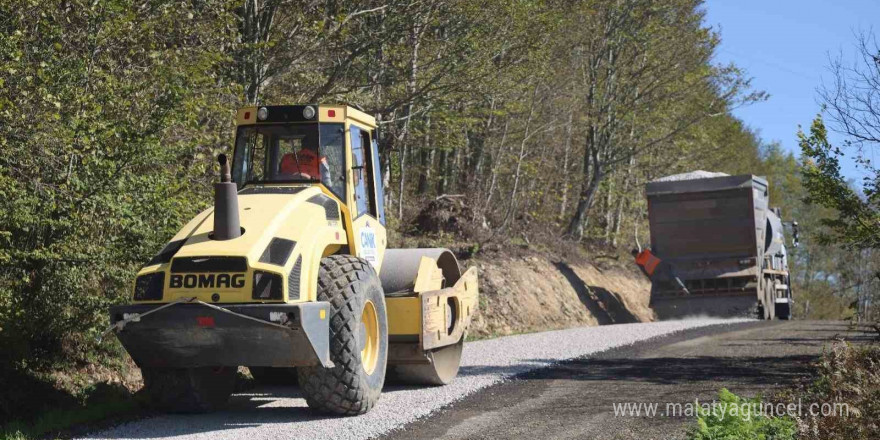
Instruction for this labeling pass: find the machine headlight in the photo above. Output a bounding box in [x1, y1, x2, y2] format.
[302, 105, 316, 120]
[257, 106, 268, 121]
[134, 272, 165, 301]
[253, 271, 283, 300]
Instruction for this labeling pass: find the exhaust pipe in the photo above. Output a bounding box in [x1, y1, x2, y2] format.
[213, 154, 241, 240]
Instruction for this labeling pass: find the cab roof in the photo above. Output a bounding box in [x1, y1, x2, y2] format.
[236, 104, 376, 128]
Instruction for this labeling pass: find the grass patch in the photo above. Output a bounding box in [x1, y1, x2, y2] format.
[687, 388, 796, 440]
[2, 398, 140, 440]
[0, 368, 258, 440]
[0, 363, 142, 440]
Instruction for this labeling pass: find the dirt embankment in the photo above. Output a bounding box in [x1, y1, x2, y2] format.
[466, 251, 655, 339]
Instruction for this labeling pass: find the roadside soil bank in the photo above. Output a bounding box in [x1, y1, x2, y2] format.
[466, 248, 654, 339]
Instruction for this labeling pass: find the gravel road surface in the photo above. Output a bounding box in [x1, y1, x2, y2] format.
[84, 318, 747, 440]
[384, 320, 876, 440]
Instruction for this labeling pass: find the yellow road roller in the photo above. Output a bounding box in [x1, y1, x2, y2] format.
[107, 105, 479, 415]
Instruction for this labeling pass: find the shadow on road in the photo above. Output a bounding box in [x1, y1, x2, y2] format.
[86, 386, 340, 439]
[456, 359, 558, 378]
[518, 354, 816, 386]
[456, 353, 814, 386]
[732, 334, 877, 345]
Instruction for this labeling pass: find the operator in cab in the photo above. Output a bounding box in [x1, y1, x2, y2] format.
[231, 117, 346, 199]
[279, 146, 331, 185]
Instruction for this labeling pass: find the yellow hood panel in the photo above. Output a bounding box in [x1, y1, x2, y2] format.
[135, 185, 347, 304]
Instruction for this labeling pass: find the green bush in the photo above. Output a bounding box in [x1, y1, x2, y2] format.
[0, 0, 238, 425]
[688, 388, 796, 440]
[0, 0, 235, 374]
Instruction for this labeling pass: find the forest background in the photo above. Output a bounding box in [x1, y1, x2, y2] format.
[1, 0, 878, 428]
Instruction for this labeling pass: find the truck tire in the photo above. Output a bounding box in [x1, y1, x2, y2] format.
[775, 301, 792, 320]
[142, 367, 236, 413]
[248, 367, 298, 386]
[297, 255, 388, 415]
[763, 279, 776, 320]
[759, 281, 770, 320]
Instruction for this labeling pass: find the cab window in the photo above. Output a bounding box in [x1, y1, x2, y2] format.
[370, 137, 386, 225]
[232, 123, 342, 195]
[319, 124, 346, 199]
[350, 125, 375, 218]
[233, 124, 319, 185]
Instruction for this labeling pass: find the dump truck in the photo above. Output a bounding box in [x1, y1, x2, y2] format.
[645, 172, 796, 320]
[106, 105, 479, 415]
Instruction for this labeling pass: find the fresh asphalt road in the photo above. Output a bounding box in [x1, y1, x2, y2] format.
[83, 318, 752, 440]
[382, 320, 876, 440]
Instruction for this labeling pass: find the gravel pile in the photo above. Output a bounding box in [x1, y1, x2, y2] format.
[84, 318, 748, 440]
[652, 170, 729, 182]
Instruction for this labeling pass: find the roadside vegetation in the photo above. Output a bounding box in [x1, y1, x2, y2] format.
[781, 335, 880, 440]
[0, 0, 878, 435]
[2, 393, 140, 440]
[687, 389, 796, 440]
[691, 326, 880, 440]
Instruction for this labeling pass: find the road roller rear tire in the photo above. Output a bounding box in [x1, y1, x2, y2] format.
[142, 367, 236, 413]
[297, 255, 388, 415]
[248, 367, 298, 386]
[389, 338, 464, 385]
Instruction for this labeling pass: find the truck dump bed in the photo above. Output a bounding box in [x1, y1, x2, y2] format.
[646, 174, 769, 293]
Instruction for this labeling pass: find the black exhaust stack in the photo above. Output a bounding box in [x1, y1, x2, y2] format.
[213, 154, 241, 240]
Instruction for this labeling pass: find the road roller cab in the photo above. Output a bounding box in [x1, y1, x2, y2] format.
[108, 105, 479, 415]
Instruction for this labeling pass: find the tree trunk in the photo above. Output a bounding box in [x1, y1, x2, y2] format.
[611, 154, 635, 247]
[454, 125, 466, 193]
[497, 85, 538, 232]
[559, 111, 574, 219]
[435, 149, 448, 194]
[484, 121, 509, 212]
[471, 97, 496, 194]
[396, 17, 425, 219]
[603, 177, 615, 242]
[567, 139, 602, 240]
[417, 114, 433, 195]
[397, 142, 408, 219]
[383, 132, 395, 214]
[240, 0, 279, 104]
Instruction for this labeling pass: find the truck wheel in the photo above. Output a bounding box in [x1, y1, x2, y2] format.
[248, 367, 298, 386]
[775, 302, 792, 320]
[142, 367, 236, 413]
[763, 279, 776, 320]
[297, 255, 388, 415]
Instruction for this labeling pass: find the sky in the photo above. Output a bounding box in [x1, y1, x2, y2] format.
[703, 0, 878, 182]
